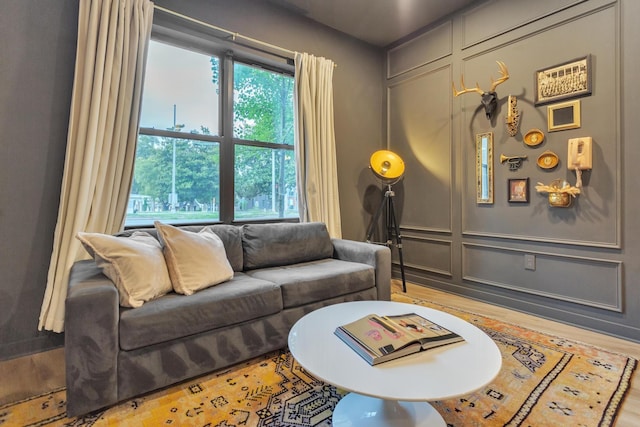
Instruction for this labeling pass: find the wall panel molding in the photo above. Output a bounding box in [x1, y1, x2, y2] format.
[461, 230, 620, 249]
[460, 0, 615, 49]
[387, 20, 452, 78]
[398, 234, 453, 277]
[462, 243, 622, 312]
[388, 65, 453, 233]
[400, 225, 452, 235]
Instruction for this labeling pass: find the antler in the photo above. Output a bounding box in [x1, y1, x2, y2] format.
[452, 61, 509, 96]
[452, 75, 484, 97]
[489, 61, 509, 92]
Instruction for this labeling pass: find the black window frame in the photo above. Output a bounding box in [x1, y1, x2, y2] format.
[130, 19, 297, 228]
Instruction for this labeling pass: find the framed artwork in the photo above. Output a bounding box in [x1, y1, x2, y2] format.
[547, 100, 581, 132]
[508, 178, 529, 203]
[535, 55, 592, 106]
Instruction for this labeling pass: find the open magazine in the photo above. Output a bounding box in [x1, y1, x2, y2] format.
[334, 312, 464, 365]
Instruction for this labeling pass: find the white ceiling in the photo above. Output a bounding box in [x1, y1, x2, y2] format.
[265, 0, 479, 47]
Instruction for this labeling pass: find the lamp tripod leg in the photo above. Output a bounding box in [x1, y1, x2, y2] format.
[365, 185, 406, 293]
[387, 193, 406, 293]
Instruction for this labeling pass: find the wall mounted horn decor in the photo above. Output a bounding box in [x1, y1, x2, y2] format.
[453, 61, 509, 121]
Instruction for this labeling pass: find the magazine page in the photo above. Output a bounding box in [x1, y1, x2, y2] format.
[339, 314, 419, 356]
[383, 313, 458, 341]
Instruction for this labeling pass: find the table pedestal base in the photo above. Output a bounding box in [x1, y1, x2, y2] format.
[331, 393, 446, 427]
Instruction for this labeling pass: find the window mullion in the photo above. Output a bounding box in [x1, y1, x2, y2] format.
[219, 53, 235, 223]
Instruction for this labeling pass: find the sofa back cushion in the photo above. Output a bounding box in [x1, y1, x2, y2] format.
[116, 224, 244, 272]
[242, 222, 333, 270]
[201, 225, 244, 272]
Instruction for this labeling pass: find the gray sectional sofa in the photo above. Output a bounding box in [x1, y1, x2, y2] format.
[65, 222, 391, 416]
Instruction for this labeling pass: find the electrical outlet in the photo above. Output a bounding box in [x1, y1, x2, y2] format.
[524, 254, 536, 271]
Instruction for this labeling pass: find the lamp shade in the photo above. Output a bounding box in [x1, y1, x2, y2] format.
[369, 150, 405, 181]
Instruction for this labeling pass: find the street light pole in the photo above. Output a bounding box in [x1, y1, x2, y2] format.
[169, 104, 185, 213]
[172, 140, 176, 212]
[171, 104, 177, 212]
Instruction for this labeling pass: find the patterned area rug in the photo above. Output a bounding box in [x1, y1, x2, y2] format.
[1, 293, 636, 427]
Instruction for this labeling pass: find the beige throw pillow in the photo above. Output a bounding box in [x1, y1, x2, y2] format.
[154, 222, 234, 295]
[76, 231, 173, 308]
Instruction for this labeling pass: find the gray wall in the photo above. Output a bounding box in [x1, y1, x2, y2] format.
[386, 0, 640, 341]
[0, 0, 78, 359]
[0, 0, 384, 360]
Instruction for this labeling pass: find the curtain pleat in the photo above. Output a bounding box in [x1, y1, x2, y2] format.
[38, 0, 153, 332]
[294, 53, 342, 238]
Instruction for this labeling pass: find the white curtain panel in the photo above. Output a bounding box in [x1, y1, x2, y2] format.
[38, 0, 153, 332]
[294, 52, 342, 238]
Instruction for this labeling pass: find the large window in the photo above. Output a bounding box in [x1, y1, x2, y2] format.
[125, 39, 296, 227]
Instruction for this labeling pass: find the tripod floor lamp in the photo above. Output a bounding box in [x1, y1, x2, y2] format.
[365, 149, 407, 293]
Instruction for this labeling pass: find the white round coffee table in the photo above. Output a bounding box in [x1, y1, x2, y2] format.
[288, 300, 502, 427]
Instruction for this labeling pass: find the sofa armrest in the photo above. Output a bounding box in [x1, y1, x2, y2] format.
[65, 260, 119, 416]
[331, 239, 391, 301]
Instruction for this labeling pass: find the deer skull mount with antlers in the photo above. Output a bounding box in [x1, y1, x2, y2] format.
[453, 61, 509, 121]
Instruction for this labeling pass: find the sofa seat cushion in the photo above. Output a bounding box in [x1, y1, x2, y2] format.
[119, 273, 282, 351]
[246, 258, 374, 308]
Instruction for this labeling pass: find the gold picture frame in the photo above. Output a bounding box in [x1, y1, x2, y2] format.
[547, 100, 581, 132]
[535, 55, 592, 106]
[476, 132, 493, 204]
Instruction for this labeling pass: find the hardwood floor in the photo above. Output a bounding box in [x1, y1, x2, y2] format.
[0, 347, 65, 406]
[395, 281, 640, 427]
